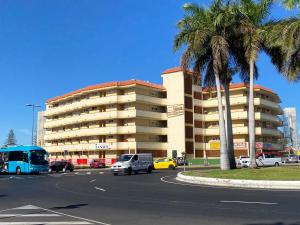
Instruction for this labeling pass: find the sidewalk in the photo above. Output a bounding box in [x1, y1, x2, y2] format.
[176, 172, 300, 190]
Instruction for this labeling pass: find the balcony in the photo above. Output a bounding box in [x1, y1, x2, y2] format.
[44, 110, 167, 129]
[45, 94, 167, 116]
[194, 111, 282, 125]
[44, 126, 168, 141]
[194, 127, 282, 136]
[44, 141, 167, 152]
[193, 96, 281, 113]
[194, 142, 283, 150]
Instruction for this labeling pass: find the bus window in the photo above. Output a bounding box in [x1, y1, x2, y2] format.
[9, 151, 23, 161]
[23, 152, 29, 163]
[30, 150, 48, 165]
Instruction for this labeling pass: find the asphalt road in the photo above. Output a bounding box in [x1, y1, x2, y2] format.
[0, 168, 300, 225]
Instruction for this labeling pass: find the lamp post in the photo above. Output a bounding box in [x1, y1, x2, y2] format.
[26, 104, 41, 145]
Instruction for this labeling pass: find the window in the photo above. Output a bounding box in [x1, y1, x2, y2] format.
[8, 151, 25, 161]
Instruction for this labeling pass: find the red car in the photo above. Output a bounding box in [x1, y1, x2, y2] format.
[90, 159, 105, 168]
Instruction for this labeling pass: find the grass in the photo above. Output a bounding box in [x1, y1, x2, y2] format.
[188, 158, 220, 165]
[182, 166, 300, 181]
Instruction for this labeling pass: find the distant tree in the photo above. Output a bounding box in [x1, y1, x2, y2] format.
[5, 129, 17, 146]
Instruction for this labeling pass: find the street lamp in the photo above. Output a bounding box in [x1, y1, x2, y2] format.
[26, 104, 41, 145]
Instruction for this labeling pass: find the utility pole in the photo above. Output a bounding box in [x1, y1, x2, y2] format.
[26, 104, 41, 145]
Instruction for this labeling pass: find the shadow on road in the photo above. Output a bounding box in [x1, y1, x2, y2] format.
[246, 222, 300, 225]
[51, 203, 88, 210]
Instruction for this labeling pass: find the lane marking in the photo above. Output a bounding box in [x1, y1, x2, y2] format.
[0, 214, 60, 217]
[99, 172, 104, 174]
[0, 222, 92, 224]
[86, 172, 91, 175]
[0, 205, 111, 225]
[37, 205, 111, 225]
[94, 187, 106, 192]
[90, 179, 96, 183]
[220, 200, 278, 205]
[14, 205, 41, 210]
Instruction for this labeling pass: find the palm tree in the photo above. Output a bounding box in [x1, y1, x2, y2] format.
[231, 0, 300, 168]
[282, 0, 300, 9]
[174, 1, 238, 170]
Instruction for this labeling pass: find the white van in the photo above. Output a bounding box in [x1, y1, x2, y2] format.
[256, 153, 282, 167]
[240, 153, 282, 167]
[111, 154, 153, 175]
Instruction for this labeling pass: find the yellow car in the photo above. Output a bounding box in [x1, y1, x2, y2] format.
[153, 158, 177, 170]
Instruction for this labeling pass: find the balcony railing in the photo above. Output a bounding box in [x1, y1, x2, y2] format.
[44, 110, 167, 129]
[44, 141, 167, 152]
[44, 126, 168, 141]
[45, 93, 167, 116]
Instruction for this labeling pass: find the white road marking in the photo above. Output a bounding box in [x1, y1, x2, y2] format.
[75, 172, 79, 174]
[94, 186, 106, 192]
[99, 172, 104, 174]
[0, 214, 60, 217]
[220, 200, 278, 205]
[86, 172, 91, 175]
[14, 205, 41, 210]
[0, 222, 92, 224]
[37, 205, 111, 225]
[0, 205, 111, 225]
[90, 179, 96, 183]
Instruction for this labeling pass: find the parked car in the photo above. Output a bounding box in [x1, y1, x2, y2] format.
[175, 157, 188, 166]
[153, 158, 177, 170]
[238, 156, 249, 166]
[282, 155, 299, 163]
[256, 153, 282, 167]
[240, 153, 282, 167]
[49, 160, 74, 173]
[90, 159, 105, 168]
[111, 153, 153, 175]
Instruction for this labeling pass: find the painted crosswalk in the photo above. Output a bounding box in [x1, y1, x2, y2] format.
[0, 205, 110, 225]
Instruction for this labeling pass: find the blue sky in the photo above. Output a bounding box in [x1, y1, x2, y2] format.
[0, 0, 299, 145]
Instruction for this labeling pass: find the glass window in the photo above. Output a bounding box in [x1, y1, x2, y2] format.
[8, 151, 23, 161]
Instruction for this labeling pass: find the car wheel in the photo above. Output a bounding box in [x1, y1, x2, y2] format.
[113, 173, 118, 176]
[275, 162, 279, 167]
[69, 169, 74, 172]
[127, 167, 132, 175]
[16, 167, 21, 175]
[169, 165, 175, 170]
[147, 166, 152, 174]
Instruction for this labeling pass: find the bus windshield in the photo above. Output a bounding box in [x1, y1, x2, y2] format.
[30, 150, 48, 165]
[117, 155, 132, 162]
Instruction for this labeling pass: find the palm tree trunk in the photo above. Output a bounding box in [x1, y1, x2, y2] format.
[224, 81, 236, 169]
[249, 60, 257, 168]
[215, 71, 230, 170]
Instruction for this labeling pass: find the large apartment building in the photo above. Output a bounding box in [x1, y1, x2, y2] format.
[42, 67, 283, 161]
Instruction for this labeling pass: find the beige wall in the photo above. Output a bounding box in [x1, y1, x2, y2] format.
[162, 71, 186, 157]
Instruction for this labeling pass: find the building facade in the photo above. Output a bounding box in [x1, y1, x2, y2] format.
[36, 111, 45, 147]
[42, 67, 283, 161]
[283, 107, 299, 149]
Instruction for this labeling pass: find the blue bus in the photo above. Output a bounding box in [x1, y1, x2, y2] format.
[0, 145, 49, 174]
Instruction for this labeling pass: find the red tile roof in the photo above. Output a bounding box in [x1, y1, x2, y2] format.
[202, 83, 275, 94]
[161, 67, 194, 75]
[46, 80, 165, 103]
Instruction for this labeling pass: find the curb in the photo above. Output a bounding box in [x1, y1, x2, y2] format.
[176, 172, 300, 190]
